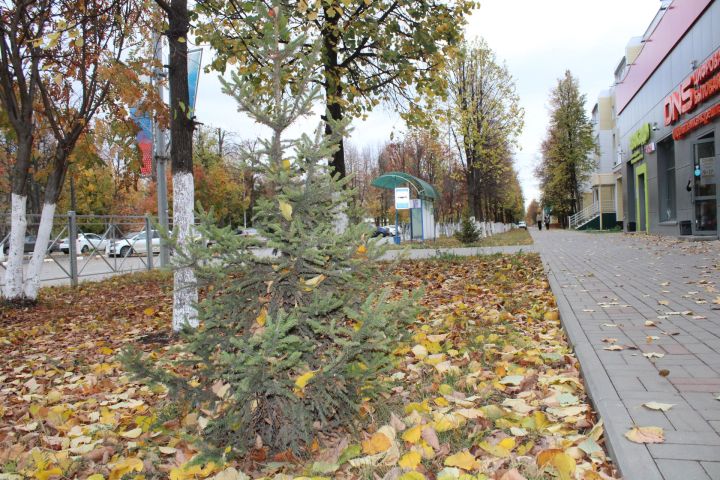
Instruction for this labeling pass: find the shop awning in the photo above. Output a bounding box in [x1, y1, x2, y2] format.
[371, 172, 438, 200]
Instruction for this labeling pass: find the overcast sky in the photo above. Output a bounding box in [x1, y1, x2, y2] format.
[192, 0, 663, 207]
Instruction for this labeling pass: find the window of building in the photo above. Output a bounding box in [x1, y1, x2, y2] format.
[657, 137, 676, 222]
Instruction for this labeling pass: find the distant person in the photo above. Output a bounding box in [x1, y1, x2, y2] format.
[544, 214, 550, 230]
[536, 212, 543, 230]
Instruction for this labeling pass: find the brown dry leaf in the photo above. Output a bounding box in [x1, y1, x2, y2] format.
[625, 426, 664, 443]
[643, 402, 674, 412]
[500, 469, 528, 480]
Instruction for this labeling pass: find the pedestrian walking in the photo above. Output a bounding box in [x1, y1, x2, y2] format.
[536, 213, 543, 230]
[544, 214, 550, 230]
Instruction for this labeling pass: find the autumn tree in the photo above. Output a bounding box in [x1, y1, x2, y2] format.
[18, 0, 149, 300]
[0, 0, 51, 300]
[536, 70, 596, 225]
[526, 198, 540, 225]
[195, 0, 474, 178]
[193, 125, 247, 227]
[447, 39, 524, 222]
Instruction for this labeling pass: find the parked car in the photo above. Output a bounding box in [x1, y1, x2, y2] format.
[372, 226, 392, 238]
[2, 235, 60, 254]
[3, 236, 36, 254]
[517, 221, 527, 229]
[106, 230, 161, 257]
[236, 228, 259, 237]
[59, 233, 108, 254]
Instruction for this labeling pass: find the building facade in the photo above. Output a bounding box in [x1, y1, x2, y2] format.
[615, 0, 719, 238]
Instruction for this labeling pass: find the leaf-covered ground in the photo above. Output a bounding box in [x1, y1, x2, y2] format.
[0, 254, 619, 479]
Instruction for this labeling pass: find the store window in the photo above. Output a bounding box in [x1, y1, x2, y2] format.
[657, 137, 676, 221]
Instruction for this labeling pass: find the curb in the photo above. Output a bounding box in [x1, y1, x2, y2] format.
[544, 262, 664, 480]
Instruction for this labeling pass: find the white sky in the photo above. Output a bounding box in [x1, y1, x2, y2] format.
[192, 0, 663, 207]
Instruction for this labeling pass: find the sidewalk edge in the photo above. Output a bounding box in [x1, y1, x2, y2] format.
[545, 264, 664, 480]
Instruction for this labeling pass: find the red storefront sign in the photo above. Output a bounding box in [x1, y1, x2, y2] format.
[672, 101, 720, 141]
[664, 48, 720, 138]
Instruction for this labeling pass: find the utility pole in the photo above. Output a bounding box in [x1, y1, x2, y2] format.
[153, 30, 170, 267]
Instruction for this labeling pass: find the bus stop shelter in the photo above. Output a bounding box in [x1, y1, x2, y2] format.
[371, 172, 438, 241]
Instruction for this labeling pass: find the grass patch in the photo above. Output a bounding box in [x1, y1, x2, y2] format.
[388, 228, 533, 250]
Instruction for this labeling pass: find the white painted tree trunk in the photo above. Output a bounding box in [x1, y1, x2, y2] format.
[3, 194, 28, 300]
[23, 202, 56, 300]
[172, 171, 198, 331]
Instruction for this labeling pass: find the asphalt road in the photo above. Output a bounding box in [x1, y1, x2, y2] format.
[0, 248, 279, 288]
[0, 237, 530, 289]
[0, 252, 159, 288]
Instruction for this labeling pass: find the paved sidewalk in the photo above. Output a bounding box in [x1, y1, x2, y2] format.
[532, 229, 720, 480]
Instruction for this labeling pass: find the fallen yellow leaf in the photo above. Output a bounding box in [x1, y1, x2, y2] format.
[303, 274, 326, 288]
[361, 432, 392, 454]
[109, 457, 144, 480]
[279, 200, 293, 221]
[35, 467, 63, 480]
[119, 427, 142, 439]
[256, 308, 267, 326]
[499, 437, 516, 451]
[399, 472, 426, 480]
[398, 451, 422, 469]
[402, 424, 423, 443]
[550, 452, 576, 480]
[294, 370, 317, 391]
[444, 450, 479, 470]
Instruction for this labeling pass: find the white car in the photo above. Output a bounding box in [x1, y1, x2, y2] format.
[106, 230, 161, 257]
[60, 233, 108, 254]
[517, 221, 527, 229]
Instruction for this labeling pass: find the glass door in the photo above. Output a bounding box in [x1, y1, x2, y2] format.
[693, 134, 717, 235]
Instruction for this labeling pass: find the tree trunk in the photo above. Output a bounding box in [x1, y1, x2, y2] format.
[322, 9, 345, 179]
[2, 133, 33, 301]
[23, 202, 55, 299]
[165, 0, 198, 331]
[4, 193, 27, 300]
[23, 148, 68, 300]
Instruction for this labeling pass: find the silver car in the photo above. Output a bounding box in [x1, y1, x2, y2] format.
[106, 230, 161, 257]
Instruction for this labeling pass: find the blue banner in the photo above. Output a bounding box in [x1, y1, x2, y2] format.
[187, 48, 202, 111]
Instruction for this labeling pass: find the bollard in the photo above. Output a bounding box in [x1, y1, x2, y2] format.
[68, 211, 78, 287]
[145, 215, 153, 271]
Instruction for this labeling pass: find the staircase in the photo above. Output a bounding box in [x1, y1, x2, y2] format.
[569, 203, 600, 229]
[569, 200, 617, 230]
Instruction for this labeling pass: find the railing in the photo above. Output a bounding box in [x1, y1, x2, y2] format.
[1, 212, 161, 288]
[569, 202, 599, 229]
[568, 198, 618, 229]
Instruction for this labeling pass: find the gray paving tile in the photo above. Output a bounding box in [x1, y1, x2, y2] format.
[656, 459, 712, 480]
[701, 461, 720, 478]
[649, 444, 720, 461]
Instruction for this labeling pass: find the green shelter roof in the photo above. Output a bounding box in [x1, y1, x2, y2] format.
[370, 172, 438, 200]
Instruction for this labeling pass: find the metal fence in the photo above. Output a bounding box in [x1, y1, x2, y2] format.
[0, 212, 162, 288]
